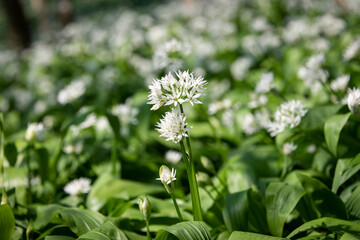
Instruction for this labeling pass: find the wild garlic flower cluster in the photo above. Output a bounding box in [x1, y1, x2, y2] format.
[26, 122, 45, 142]
[267, 100, 308, 137]
[57, 78, 88, 105]
[330, 75, 350, 92]
[156, 108, 192, 143]
[165, 150, 183, 165]
[343, 37, 360, 61]
[64, 177, 91, 196]
[283, 142, 297, 155]
[255, 72, 275, 94]
[112, 100, 139, 136]
[148, 70, 206, 111]
[298, 53, 328, 92]
[347, 88, 360, 116]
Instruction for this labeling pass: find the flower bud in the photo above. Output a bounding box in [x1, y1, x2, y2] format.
[138, 196, 151, 221]
[347, 88, 360, 116]
[156, 165, 177, 194]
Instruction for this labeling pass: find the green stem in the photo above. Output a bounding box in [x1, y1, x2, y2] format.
[281, 155, 289, 180]
[112, 137, 120, 177]
[180, 140, 202, 221]
[170, 183, 183, 221]
[146, 219, 151, 240]
[26, 145, 32, 204]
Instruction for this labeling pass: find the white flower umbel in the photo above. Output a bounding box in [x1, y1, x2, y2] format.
[165, 150, 182, 165]
[148, 70, 206, 110]
[330, 75, 350, 92]
[343, 38, 360, 61]
[267, 100, 308, 137]
[255, 72, 274, 94]
[283, 142, 297, 155]
[57, 79, 87, 105]
[112, 100, 139, 136]
[156, 108, 192, 143]
[347, 88, 360, 116]
[26, 122, 45, 142]
[241, 113, 259, 136]
[156, 165, 177, 193]
[64, 178, 91, 196]
[298, 53, 328, 92]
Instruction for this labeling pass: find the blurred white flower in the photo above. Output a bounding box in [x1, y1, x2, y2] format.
[283, 142, 297, 155]
[57, 80, 87, 105]
[255, 72, 274, 94]
[230, 57, 253, 81]
[156, 108, 192, 143]
[208, 99, 232, 115]
[165, 150, 182, 165]
[316, 14, 345, 37]
[306, 144, 317, 154]
[248, 93, 268, 109]
[267, 100, 307, 137]
[112, 100, 139, 136]
[241, 113, 259, 136]
[343, 38, 360, 61]
[63, 142, 83, 155]
[347, 88, 360, 116]
[26, 122, 45, 142]
[298, 53, 328, 92]
[148, 70, 206, 110]
[251, 17, 272, 32]
[330, 75, 350, 92]
[64, 178, 91, 196]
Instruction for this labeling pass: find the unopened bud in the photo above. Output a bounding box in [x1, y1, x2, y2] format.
[138, 196, 151, 221]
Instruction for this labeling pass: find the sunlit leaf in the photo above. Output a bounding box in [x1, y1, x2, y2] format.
[324, 112, 351, 156]
[229, 231, 289, 240]
[155, 221, 211, 240]
[333, 154, 360, 193]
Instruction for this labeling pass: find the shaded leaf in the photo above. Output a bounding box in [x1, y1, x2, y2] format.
[333, 154, 360, 193]
[4, 142, 17, 166]
[346, 185, 360, 219]
[287, 217, 360, 238]
[223, 190, 249, 232]
[324, 112, 351, 156]
[155, 221, 211, 240]
[229, 231, 289, 240]
[45, 236, 76, 240]
[265, 182, 305, 237]
[78, 221, 128, 240]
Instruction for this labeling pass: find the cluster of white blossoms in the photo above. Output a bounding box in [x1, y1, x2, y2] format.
[298, 53, 328, 92]
[255, 72, 275, 94]
[112, 100, 139, 136]
[57, 79, 87, 105]
[26, 122, 45, 142]
[347, 88, 360, 116]
[156, 108, 192, 143]
[343, 37, 360, 61]
[267, 100, 308, 137]
[230, 57, 253, 81]
[148, 70, 206, 111]
[165, 150, 182, 165]
[64, 177, 91, 196]
[330, 75, 350, 92]
[283, 142, 297, 155]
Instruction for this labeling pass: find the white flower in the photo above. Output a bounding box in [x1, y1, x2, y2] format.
[347, 88, 360, 116]
[57, 79, 87, 105]
[156, 165, 177, 185]
[208, 99, 232, 115]
[316, 14, 345, 37]
[283, 142, 297, 155]
[230, 57, 253, 81]
[248, 93, 268, 109]
[298, 53, 328, 92]
[343, 38, 360, 61]
[306, 144, 317, 154]
[241, 113, 259, 136]
[148, 70, 206, 110]
[64, 178, 91, 196]
[156, 108, 192, 143]
[112, 100, 139, 136]
[330, 75, 350, 92]
[165, 150, 182, 165]
[267, 100, 307, 137]
[26, 122, 45, 142]
[255, 72, 274, 94]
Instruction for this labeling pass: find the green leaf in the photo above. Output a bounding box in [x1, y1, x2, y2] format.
[301, 105, 343, 131]
[346, 185, 360, 219]
[223, 190, 249, 232]
[340, 233, 360, 240]
[36, 148, 49, 183]
[87, 173, 163, 211]
[229, 231, 289, 240]
[4, 143, 17, 166]
[0, 204, 15, 240]
[324, 112, 351, 156]
[287, 172, 348, 220]
[58, 208, 105, 236]
[333, 154, 360, 193]
[287, 217, 360, 238]
[45, 236, 76, 240]
[106, 111, 121, 140]
[265, 182, 305, 237]
[154, 221, 211, 240]
[77, 221, 128, 240]
[34, 204, 63, 230]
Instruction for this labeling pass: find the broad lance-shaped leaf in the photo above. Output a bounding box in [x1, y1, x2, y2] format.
[287, 217, 360, 238]
[154, 221, 211, 240]
[0, 204, 15, 240]
[229, 231, 290, 240]
[265, 182, 305, 237]
[78, 221, 128, 240]
[332, 154, 360, 193]
[324, 112, 351, 157]
[57, 208, 105, 236]
[223, 189, 269, 233]
[44, 236, 75, 240]
[346, 185, 360, 219]
[340, 233, 360, 240]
